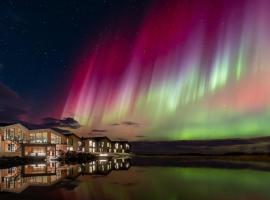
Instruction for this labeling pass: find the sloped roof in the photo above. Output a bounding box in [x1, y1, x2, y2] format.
[112, 140, 130, 145]
[83, 136, 111, 141]
[0, 122, 29, 131]
[19, 122, 48, 130]
[64, 132, 81, 139]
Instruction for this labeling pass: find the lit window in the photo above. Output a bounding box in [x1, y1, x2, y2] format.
[5, 128, 15, 140]
[51, 133, 60, 144]
[7, 144, 15, 152]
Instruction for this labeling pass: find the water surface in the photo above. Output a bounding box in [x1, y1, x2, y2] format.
[1, 157, 270, 200]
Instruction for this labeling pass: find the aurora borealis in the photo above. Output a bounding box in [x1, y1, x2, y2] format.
[58, 0, 270, 140]
[2, 0, 270, 140]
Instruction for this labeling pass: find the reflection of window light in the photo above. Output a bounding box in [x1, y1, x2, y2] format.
[34, 164, 46, 167]
[99, 153, 108, 157]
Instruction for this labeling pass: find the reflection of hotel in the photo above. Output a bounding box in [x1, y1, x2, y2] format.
[0, 162, 68, 193]
[81, 158, 131, 176]
[0, 123, 131, 159]
[22, 163, 57, 176]
[112, 158, 131, 170]
[0, 158, 130, 193]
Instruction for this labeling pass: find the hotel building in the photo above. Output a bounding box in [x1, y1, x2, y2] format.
[83, 136, 112, 154]
[0, 123, 67, 158]
[83, 136, 131, 155]
[113, 141, 131, 154]
[0, 123, 131, 159]
[65, 133, 83, 152]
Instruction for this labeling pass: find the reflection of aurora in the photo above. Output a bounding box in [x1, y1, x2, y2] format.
[3, 159, 270, 199]
[61, 0, 270, 140]
[62, 161, 270, 200]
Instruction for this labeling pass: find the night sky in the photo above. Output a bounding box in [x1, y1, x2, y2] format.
[0, 0, 148, 119]
[1, 0, 270, 141]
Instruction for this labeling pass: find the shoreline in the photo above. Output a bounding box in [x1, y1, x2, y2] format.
[131, 154, 270, 172]
[1, 153, 270, 168]
[132, 153, 270, 161]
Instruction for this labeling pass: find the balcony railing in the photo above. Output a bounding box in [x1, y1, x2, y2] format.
[3, 136, 25, 142]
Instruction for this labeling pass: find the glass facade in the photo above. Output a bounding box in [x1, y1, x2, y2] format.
[4, 128, 15, 140]
[16, 129, 24, 142]
[29, 132, 48, 143]
[89, 140, 96, 153]
[3, 128, 26, 142]
[7, 143, 15, 152]
[51, 133, 61, 144]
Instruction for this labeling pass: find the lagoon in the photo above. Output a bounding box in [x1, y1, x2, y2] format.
[1, 157, 270, 200]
